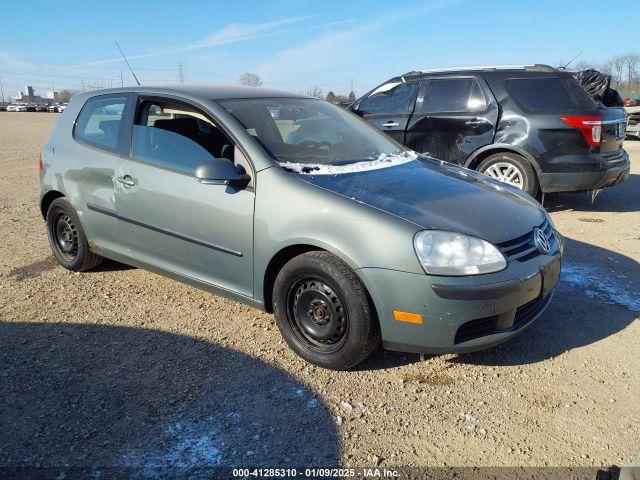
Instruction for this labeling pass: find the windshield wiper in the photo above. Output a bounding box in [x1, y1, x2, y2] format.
[280, 164, 320, 174]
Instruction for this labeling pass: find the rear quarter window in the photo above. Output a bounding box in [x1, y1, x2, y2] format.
[74, 96, 128, 151]
[506, 77, 596, 112]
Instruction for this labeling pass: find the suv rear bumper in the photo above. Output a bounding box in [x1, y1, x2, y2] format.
[538, 150, 630, 193]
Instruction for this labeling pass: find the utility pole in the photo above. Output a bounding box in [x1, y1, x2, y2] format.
[0, 77, 4, 103]
[120, 70, 124, 87]
[177, 62, 185, 84]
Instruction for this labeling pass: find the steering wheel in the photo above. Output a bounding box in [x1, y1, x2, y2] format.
[298, 139, 331, 150]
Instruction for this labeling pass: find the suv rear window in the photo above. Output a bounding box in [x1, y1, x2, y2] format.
[506, 77, 596, 111]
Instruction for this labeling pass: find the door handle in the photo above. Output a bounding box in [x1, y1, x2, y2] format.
[381, 121, 400, 128]
[117, 175, 136, 187]
[465, 118, 485, 126]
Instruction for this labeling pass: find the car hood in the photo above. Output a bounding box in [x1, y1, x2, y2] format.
[295, 157, 546, 244]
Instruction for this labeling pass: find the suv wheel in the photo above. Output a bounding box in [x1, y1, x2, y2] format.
[477, 152, 539, 196]
[272, 251, 380, 370]
[46, 198, 103, 271]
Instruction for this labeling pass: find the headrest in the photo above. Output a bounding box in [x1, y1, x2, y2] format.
[98, 120, 120, 136]
[153, 117, 199, 137]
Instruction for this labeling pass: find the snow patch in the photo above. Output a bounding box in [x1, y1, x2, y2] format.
[279, 151, 418, 175]
[561, 263, 640, 312]
[123, 420, 223, 478]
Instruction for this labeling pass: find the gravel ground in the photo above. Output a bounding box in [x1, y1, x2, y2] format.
[0, 113, 638, 472]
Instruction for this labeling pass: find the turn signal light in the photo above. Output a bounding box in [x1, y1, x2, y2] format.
[561, 115, 602, 147]
[38, 150, 43, 171]
[393, 310, 423, 324]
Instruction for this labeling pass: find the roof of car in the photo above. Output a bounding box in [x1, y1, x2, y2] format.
[79, 84, 311, 101]
[403, 64, 559, 76]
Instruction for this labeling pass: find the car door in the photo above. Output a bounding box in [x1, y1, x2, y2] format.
[353, 80, 419, 144]
[115, 96, 255, 297]
[405, 76, 498, 164]
[71, 93, 134, 256]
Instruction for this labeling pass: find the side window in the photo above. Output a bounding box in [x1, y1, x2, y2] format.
[132, 101, 236, 174]
[358, 81, 417, 114]
[418, 78, 487, 113]
[74, 96, 127, 151]
[506, 77, 596, 111]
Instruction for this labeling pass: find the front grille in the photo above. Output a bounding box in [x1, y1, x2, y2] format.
[497, 219, 553, 262]
[454, 293, 552, 344]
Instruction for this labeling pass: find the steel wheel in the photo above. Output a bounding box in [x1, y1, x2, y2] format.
[482, 161, 524, 189]
[53, 213, 79, 261]
[286, 277, 348, 353]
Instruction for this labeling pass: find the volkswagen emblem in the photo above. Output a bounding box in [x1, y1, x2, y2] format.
[533, 227, 551, 254]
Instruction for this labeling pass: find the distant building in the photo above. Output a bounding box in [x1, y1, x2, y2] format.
[46, 91, 57, 100]
[14, 85, 45, 103]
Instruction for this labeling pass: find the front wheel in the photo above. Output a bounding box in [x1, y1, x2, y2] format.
[272, 251, 380, 370]
[477, 152, 539, 196]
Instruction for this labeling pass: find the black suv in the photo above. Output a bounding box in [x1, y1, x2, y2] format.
[350, 65, 629, 196]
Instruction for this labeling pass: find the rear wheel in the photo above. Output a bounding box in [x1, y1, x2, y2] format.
[477, 152, 539, 196]
[46, 198, 102, 271]
[273, 251, 380, 370]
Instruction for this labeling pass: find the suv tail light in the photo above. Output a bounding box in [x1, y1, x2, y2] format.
[38, 150, 43, 171]
[561, 115, 602, 147]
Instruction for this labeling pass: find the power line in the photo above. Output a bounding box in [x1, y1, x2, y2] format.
[177, 62, 185, 84]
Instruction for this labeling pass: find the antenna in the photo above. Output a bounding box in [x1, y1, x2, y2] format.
[562, 51, 583, 70]
[115, 41, 141, 86]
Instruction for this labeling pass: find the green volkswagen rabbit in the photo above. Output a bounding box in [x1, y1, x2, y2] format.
[39, 85, 562, 370]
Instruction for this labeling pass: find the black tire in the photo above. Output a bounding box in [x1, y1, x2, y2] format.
[273, 251, 380, 370]
[46, 198, 102, 272]
[476, 152, 539, 196]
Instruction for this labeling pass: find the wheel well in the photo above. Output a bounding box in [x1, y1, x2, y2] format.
[262, 245, 380, 331]
[263, 244, 322, 313]
[40, 190, 65, 219]
[466, 148, 534, 172]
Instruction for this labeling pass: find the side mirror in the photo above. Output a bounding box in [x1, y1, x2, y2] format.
[349, 104, 364, 117]
[194, 159, 250, 186]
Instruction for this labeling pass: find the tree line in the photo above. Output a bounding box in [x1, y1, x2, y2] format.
[238, 72, 356, 103]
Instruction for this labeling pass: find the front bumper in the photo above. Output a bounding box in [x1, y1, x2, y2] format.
[357, 249, 562, 354]
[538, 149, 630, 193]
[626, 123, 640, 139]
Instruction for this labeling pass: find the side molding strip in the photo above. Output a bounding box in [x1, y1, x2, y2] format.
[86, 202, 243, 257]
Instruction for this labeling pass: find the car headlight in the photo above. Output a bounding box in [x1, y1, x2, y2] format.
[413, 230, 507, 276]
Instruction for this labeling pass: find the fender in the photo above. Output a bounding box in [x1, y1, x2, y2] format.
[464, 143, 542, 175]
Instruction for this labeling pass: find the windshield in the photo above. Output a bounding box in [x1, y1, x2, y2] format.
[218, 97, 413, 173]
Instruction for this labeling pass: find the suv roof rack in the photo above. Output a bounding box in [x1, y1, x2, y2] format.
[403, 64, 557, 76]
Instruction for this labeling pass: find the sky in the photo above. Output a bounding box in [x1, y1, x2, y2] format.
[0, 0, 636, 100]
